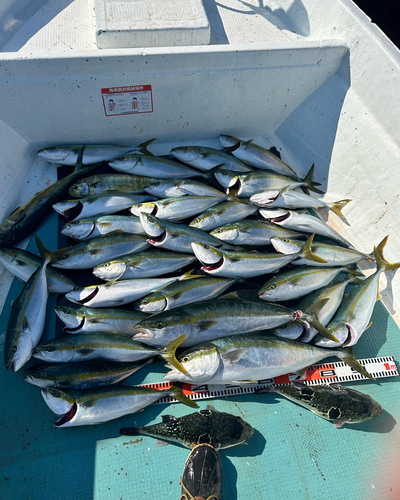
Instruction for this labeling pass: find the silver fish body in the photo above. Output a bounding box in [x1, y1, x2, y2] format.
[219, 135, 299, 178]
[24, 359, 147, 389]
[170, 146, 252, 172]
[4, 241, 50, 371]
[0, 247, 76, 294]
[61, 215, 145, 241]
[109, 154, 202, 179]
[69, 174, 156, 197]
[65, 273, 191, 308]
[131, 196, 222, 221]
[37, 139, 155, 165]
[55, 305, 147, 335]
[139, 213, 236, 254]
[144, 179, 225, 199]
[53, 193, 155, 222]
[210, 220, 305, 246]
[189, 199, 258, 232]
[133, 298, 303, 348]
[259, 209, 352, 247]
[135, 277, 237, 313]
[164, 333, 373, 384]
[50, 233, 150, 270]
[93, 251, 197, 281]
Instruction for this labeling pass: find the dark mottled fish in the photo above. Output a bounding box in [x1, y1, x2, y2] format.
[120, 405, 253, 449]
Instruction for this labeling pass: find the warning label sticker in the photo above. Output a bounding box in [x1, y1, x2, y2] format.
[102, 85, 153, 116]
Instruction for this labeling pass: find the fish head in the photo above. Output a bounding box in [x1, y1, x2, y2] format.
[52, 200, 83, 222]
[250, 190, 280, 207]
[4, 331, 34, 372]
[0, 247, 17, 265]
[135, 295, 167, 314]
[24, 366, 53, 388]
[108, 154, 140, 171]
[259, 208, 290, 221]
[65, 286, 99, 306]
[93, 261, 127, 280]
[130, 202, 157, 217]
[164, 344, 221, 383]
[219, 135, 241, 152]
[170, 146, 200, 163]
[144, 181, 173, 197]
[69, 181, 90, 197]
[55, 305, 85, 332]
[214, 168, 239, 191]
[191, 242, 224, 273]
[271, 237, 302, 255]
[37, 146, 71, 163]
[189, 214, 213, 230]
[33, 341, 74, 363]
[61, 220, 94, 240]
[139, 213, 167, 246]
[41, 387, 76, 415]
[210, 224, 239, 243]
[133, 313, 188, 346]
[258, 278, 290, 302]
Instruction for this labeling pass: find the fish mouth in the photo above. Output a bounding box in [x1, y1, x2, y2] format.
[63, 316, 85, 333]
[200, 257, 224, 272]
[342, 325, 356, 347]
[54, 402, 78, 427]
[223, 141, 240, 153]
[133, 330, 154, 339]
[271, 213, 290, 224]
[147, 231, 166, 245]
[77, 287, 99, 305]
[64, 202, 83, 222]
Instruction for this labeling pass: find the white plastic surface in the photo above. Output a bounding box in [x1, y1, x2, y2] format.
[94, 0, 210, 49]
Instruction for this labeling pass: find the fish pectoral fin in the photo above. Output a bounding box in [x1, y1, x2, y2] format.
[197, 320, 219, 331]
[87, 249, 104, 256]
[205, 405, 218, 413]
[81, 399, 98, 409]
[22, 316, 30, 331]
[162, 415, 178, 424]
[222, 349, 247, 364]
[105, 279, 118, 287]
[76, 348, 96, 356]
[333, 419, 347, 429]
[154, 439, 170, 447]
[15, 258, 29, 267]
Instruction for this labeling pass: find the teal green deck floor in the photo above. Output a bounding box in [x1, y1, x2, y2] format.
[1, 216, 400, 499]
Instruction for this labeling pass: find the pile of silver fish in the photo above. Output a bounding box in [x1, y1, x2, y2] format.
[2, 135, 396, 433]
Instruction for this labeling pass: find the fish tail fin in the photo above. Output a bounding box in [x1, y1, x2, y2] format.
[159, 335, 188, 375]
[119, 426, 143, 436]
[301, 164, 325, 195]
[202, 164, 228, 189]
[135, 138, 157, 156]
[35, 235, 53, 264]
[329, 199, 352, 221]
[299, 234, 328, 263]
[179, 269, 204, 281]
[336, 347, 375, 380]
[254, 386, 275, 394]
[296, 300, 339, 342]
[168, 382, 199, 408]
[374, 236, 400, 272]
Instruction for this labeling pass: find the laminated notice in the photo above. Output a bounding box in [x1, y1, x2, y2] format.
[102, 85, 153, 116]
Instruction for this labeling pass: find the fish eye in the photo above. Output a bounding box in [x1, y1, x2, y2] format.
[181, 356, 190, 363]
[142, 300, 148, 305]
[194, 219, 200, 224]
[269, 284, 276, 290]
[282, 239, 289, 243]
[215, 229, 222, 233]
[152, 182, 160, 186]
[157, 322, 164, 329]
[11, 346, 17, 354]
[49, 389, 60, 397]
[33, 373, 38, 378]
[46, 346, 56, 352]
[60, 255, 68, 261]
[203, 245, 210, 249]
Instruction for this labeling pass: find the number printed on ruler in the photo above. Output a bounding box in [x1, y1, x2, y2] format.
[102, 85, 153, 116]
[144, 356, 399, 405]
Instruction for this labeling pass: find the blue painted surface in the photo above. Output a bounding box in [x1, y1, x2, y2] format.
[0, 214, 399, 500]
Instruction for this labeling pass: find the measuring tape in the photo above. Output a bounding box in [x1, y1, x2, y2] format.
[142, 356, 398, 405]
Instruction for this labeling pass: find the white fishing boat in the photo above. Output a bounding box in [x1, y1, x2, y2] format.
[0, 1, 399, 499]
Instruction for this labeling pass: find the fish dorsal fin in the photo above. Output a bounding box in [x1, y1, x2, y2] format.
[222, 348, 246, 363]
[105, 279, 118, 287]
[281, 185, 292, 194]
[154, 439, 170, 447]
[218, 291, 240, 300]
[162, 415, 178, 424]
[22, 316, 30, 331]
[243, 139, 253, 147]
[205, 405, 217, 413]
